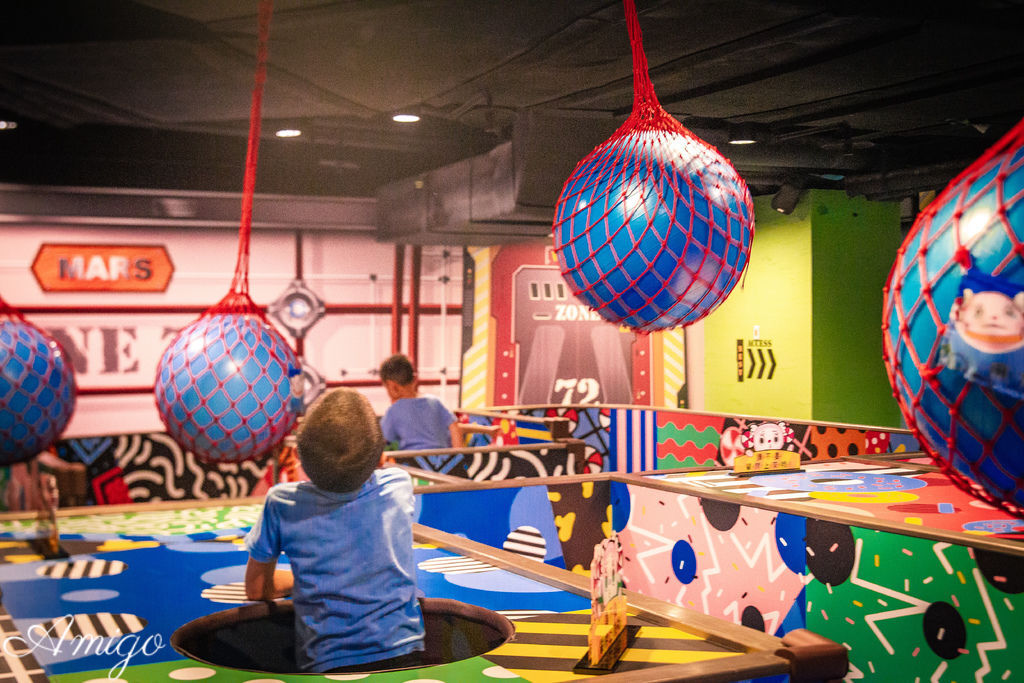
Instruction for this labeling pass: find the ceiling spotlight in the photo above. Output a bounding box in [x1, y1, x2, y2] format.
[771, 181, 806, 215]
[392, 113, 420, 123]
[728, 122, 758, 145]
[275, 128, 302, 138]
[0, 120, 18, 131]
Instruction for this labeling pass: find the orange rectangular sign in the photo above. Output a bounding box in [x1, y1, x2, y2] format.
[32, 244, 174, 292]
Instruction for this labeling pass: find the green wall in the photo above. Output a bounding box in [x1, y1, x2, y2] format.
[810, 191, 902, 426]
[702, 189, 903, 427]
[703, 194, 814, 419]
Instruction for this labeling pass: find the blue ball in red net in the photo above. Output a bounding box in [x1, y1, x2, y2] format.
[553, 130, 754, 332]
[0, 319, 76, 465]
[883, 123, 1024, 515]
[154, 313, 298, 463]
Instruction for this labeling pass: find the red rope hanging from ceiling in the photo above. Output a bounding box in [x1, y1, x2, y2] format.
[215, 0, 274, 317]
[621, 0, 692, 140]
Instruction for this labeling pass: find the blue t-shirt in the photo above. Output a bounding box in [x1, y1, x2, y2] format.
[244, 469, 424, 672]
[380, 396, 456, 450]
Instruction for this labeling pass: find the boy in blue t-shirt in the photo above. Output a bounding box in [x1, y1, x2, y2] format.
[244, 388, 425, 673]
[378, 353, 498, 451]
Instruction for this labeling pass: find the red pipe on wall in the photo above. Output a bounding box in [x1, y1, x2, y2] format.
[391, 244, 405, 354]
[76, 376, 449, 396]
[409, 245, 422, 368]
[18, 303, 460, 316]
[294, 229, 305, 358]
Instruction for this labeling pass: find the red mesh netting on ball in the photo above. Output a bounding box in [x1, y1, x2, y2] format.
[882, 116, 1024, 515]
[153, 0, 298, 464]
[551, 0, 754, 332]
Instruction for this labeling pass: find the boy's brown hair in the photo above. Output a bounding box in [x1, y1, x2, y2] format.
[296, 388, 384, 493]
[379, 353, 416, 386]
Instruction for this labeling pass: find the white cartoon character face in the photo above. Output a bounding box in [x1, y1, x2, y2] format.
[742, 421, 793, 453]
[953, 288, 1024, 354]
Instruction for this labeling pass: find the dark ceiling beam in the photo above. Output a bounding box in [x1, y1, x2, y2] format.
[648, 25, 917, 116]
[530, 13, 842, 111]
[843, 159, 968, 201]
[0, 72, 156, 128]
[420, 2, 622, 113]
[744, 53, 1024, 128]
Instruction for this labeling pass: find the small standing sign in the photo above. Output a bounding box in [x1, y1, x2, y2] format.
[574, 533, 640, 674]
[732, 421, 802, 476]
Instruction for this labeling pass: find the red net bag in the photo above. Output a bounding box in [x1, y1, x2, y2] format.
[552, 0, 754, 333]
[154, 0, 298, 464]
[882, 116, 1024, 516]
[0, 295, 77, 465]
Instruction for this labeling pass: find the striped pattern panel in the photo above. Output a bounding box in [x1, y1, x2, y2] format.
[502, 526, 546, 561]
[460, 247, 493, 409]
[661, 462, 924, 501]
[30, 613, 146, 641]
[611, 409, 657, 473]
[660, 327, 686, 408]
[417, 556, 496, 575]
[513, 423, 553, 444]
[0, 605, 47, 683]
[201, 582, 248, 604]
[484, 612, 740, 678]
[35, 559, 126, 579]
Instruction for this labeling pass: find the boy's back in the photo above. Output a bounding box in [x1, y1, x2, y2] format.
[243, 388, 425, 673]
[381, 395, 455, 450]
[247, 469, 423, 671]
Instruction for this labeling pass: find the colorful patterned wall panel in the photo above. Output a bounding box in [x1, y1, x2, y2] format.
[804, 525, 1021, 681]
[51, 432, 271, 505]
[617, 463, 1024, 682]
[656, 412, 724, 468]
[514, 406, 610, 473]
[407, 445, 580, 481]
[615, 484, 807, 637]
[546, 479, 612, 575]
[456, 411, 557, 446]
[415, 480, 611, 575]
[514, 405, 919, 474]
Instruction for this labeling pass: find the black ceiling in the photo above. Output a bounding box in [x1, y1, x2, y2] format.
[1, 0, 1023, 205]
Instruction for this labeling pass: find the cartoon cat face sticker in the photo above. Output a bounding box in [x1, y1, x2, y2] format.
[952, 288, 1024, 354]
[742, 421, 793, 452]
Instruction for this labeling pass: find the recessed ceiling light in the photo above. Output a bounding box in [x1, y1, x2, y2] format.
[275, 128, 302, 138]
[0, 121, 18, 131]
[392, 113, 420, 123]
[727, 122, 759, 145]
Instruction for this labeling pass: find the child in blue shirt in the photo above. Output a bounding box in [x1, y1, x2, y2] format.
[244, 388, 425, 673]
[379, 353, 497, 450]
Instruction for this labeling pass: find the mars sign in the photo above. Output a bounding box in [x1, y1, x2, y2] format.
[32, 244, 174, 292]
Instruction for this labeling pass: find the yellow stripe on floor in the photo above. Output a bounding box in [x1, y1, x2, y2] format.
[620, 648, 741, 665]
[492, 642, 739, 665]
[96, 540, 160, 552]
[513, 622, 591, 635]
[504, 669, 596, 682]
[631, 625, 706, 640]
[513, 622, 704, 641]
[7, 554, 44, 563]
